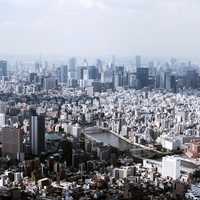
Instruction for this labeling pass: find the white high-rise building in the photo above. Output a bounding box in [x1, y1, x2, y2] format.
[0, 113, 5, 128]
[161, 156, 181, 180]
[72, 124, 81, 138]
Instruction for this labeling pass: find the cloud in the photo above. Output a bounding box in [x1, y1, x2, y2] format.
[0, 0, 200, 58]
[79, 0, 107, 10]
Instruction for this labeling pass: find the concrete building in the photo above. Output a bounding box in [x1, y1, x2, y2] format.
[0, 60, 7, 80]
[0, 127, 23, 159]
[185, 140, 200, 159]
[161, 156, 181, 180]
[0, 113, 5, 128]
[31, 115, 45, 156]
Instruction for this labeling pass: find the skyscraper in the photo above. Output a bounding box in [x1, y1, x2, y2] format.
[114, 66, 124, 88]
[35, 62, 41, 74]
[136, 67, 149, 89]
[0, 60, 7, 80]
[185, 70, 198, 89]
[60, 65, 68, 83]
[43, 76, 57, 91]
[136, 56, 141, 68]
[0, 128, 23, 159]
[68, 57, 77, 80]
[88, 66, 99, 80]
[31, 115, 45, 156]
[161, 156, 181, 180]
[0, 113, 5, 128]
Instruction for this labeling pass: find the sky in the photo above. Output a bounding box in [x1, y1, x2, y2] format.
[0, 0, 200, 58]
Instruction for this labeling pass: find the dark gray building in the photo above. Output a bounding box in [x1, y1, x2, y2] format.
[0, 60, 7, 80]
[136, 67, 149, 89]
[0, 127, 23, 159]
[60, 65, 68, 83]
[31, 115, 45, 156]
[136, 55, 141, 68]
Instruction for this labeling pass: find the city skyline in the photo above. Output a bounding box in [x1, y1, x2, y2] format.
[0, 0, 200, 58]
[1, 1, 200, 199]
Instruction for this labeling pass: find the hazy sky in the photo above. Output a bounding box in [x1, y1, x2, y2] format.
[0, 0, 200, 58]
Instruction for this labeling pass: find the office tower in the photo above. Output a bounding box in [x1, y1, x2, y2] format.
[88, 66, 99, 80]
[68, 57, 77, 80]
[29, 73, 38, 84]
[0, 101, 6, 113]
[0, 60, 7, 80]
[129, 73, 137, 88]
[161, 156, 181, 180]
[77, 66, 87, 81]
[114, 72, 122, 88]
[159, 70, 177, 92]
[82, 68, 89, 81]
[185, 70, 198, 89]
[0, 128, 23, 159]
[72, 124, 82, 138]
[165, 71, 172, 90]
[165, 72, 176, 92]
[43, 77, 57, 90]
[96, 59, 103, 72]
[31, 115, 45, 156]
[0, 113, 5, 128]
[123, 71, 129, 87]
[60, 65, 68, 83]
[62, 139, 73, 166]
[170, 75, 177, 93]
[35, 62, 41, 73]
[159, 70, 166, 89]
[155, 73, 161, 88]
[101, 69, 113, 83]
[114, 66, 124, 88]
[136, 67, 149, 89]
[111, 55, 116, 70]
[68, 79, 78, 88]
[136, 55, 141, 68]
[56, 67, 61, 82]
[76, 66, 82, 80]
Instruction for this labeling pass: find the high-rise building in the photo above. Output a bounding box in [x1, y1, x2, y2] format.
[68, 57, 77, 80]
[0, 101, 6, 113]
[35, 62, 41, 74]
[136, 55, 141, 68]
[161, 156, 181, 180]
[0, 113, 5, 128]
[82, 68, 89, 81]
[43, 77, 57, 90]
[0, 60, 7, 80]
[96, 59, 103, 72]
[101, 69, 113, 83]
[114, 66, 124, 88]
[185, 70, 198, 89]
[0, 128, 23, 159]
[158, 71, 177, 92]
[165, 71, 172, 90]
[60, 65, 68, 83]
[128, 73, 136, 88]
[136, 67, 149, 89]
[88, 66, 99, 80]
[29, 73, 38, 84]
[31, 115, 45, 156]
[170, 75, 177, 93]
[56, 67, 61, 82]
